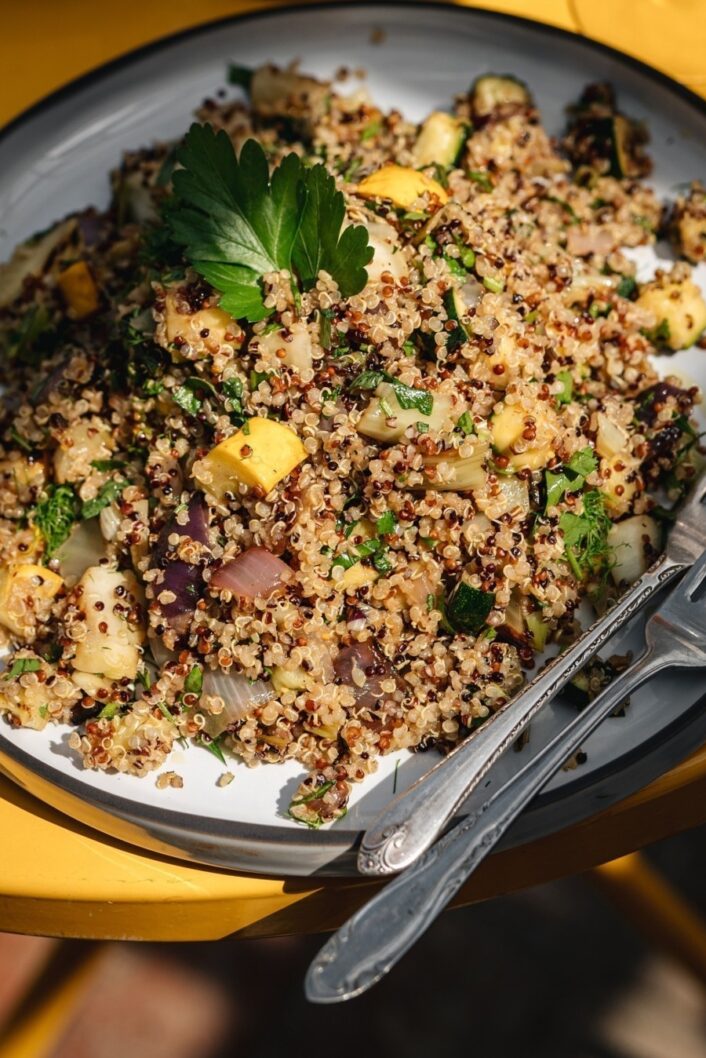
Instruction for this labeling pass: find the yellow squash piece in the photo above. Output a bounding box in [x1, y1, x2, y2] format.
[0, 564, 63, 639]
[636, 277, 706, 350]
[490, 403, 526, 452]
[164, 288, 239, 356]
[57, 261, 99, 318]
[335, 564, 379, 593]
[194, 417, 307, 499]
[72, 566, 144, 681]
[356, 165, 448, 210]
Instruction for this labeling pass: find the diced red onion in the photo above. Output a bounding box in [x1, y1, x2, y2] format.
[152, 494, 211, 633]
[211, 547, 292, 599]
[334, 641, 400, 711]
[201, 666, 274, 737]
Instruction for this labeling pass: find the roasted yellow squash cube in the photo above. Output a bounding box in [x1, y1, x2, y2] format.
[356, 165, 448, 210]
[0, 564, 63, 638]
[194, 418, 307, 498]
[57, 261, 99, 318]
[490, 403, 526, 452]
[335, 564, 379, 593]
[636, 277, 706, 350]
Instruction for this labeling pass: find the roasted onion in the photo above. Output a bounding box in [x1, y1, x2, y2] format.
[211, 546, 292, 599]
[201, 666, 274, 737]
[334, 641, 400, 711]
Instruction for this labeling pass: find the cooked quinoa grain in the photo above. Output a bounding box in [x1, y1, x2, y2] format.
[0, 64, 703, 827]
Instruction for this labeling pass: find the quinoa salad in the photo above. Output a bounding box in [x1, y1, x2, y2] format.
[0, 64, 704, 827]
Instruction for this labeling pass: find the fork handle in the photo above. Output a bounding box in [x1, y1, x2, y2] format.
[306, 647, 667, 1004]
[358, 553, 682, 876]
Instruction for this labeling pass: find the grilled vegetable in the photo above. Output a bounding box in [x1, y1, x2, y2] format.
[470, 74, 531, 120]
[412, 112, 467, 168]
[194, 418, 307, 499]
[356, 165, 448, 210]
[608, 514, 660, 585]
[71, 566, 144, 680]
[563, 82, 650, 179]
[0, 564, 63, 639]
[670, 182, 706, 264]
[636, 274, 706, 350]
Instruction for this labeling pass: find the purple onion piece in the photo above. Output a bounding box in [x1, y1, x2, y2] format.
[334, 641, 400, 711]
[152, 493, 211, 632]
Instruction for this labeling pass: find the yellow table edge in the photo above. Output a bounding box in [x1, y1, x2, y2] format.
[1, 0, 705, 942]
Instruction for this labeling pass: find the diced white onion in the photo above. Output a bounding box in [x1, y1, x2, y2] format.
[201, 667, 274, 737]
[55, 519, 105, 586]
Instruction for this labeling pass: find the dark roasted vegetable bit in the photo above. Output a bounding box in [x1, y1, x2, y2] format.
[563, 82, 651, 179]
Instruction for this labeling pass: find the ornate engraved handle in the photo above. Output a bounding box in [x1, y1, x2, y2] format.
[307, 647, 669, 1004]
[358, 553, 682, 877]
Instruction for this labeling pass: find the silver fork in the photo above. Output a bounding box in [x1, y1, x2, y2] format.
[306, 546, 706, 1004]
[358, 474, 706, 877]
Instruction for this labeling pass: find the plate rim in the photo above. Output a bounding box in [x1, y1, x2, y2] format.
[1, 0, 706, 872]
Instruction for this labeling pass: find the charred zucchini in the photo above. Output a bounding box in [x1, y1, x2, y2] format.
[563, 82, 650, 179]
[412, 112, 467, 168]
[470, 74, 531, 120]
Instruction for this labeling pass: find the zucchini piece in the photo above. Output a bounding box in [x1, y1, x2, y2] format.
[412, 112, 467, 168]
[357, 383, 451, 443]
[563, 83, 650, 179]
[470, 74, 531, 120]
[445, 581, 495, 634]
[607, 514, 660, 586]
[442, 288, 469, 351]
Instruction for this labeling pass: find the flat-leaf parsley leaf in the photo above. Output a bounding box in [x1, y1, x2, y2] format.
[168, 124, 372, 322]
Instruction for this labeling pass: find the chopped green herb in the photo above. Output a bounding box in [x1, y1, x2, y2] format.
[142, 379, 164, 397]
[249, 369, 272, 391]
[99, 701, 120, 720]
[616, 275, 638, 300]
[290, 780, 334, 807]
[227, 64, 253, 90]
[173, 385, 201, 415]
[91, 458, 127, 472]
[199, 735, 227, 765]
[416, 421, 430, 434]
[318, 308, 334, 350]
[156, 701, 176, 722]
[555, 370, 574, 405]
[168, 125, 372, 322]
[10, 427, 33, 453]
[468, 169, 493, 192]
[34, 485, 79, 557]
[81, 480, 127, 520]
[349, 370, 433, 416]
[376, 511, 397, 536]
[420, 536, 438, 550]
[137, 667, 152, 691]
[559, 489, 612, 579]
[483, 275, 505, 294]
[444, 254, 470, 280]
[5, 657, 41, 679]
[456, 411, 474, 435]
[402, 340, 416, 357]
[361, 118, 382, 142]
[544, 446, 598, 510]
[459, 247, 476, 270]
[184, 664, 203, 696]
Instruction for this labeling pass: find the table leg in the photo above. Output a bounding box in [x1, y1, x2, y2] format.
[590, 852, 706, 987]
[0, 941, 106, 1058]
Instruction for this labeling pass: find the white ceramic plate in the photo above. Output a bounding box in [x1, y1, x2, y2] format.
[1, 2, 705, 877]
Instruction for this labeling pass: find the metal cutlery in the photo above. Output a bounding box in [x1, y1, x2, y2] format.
[358, 474, 706, 877]
[306, 546, 706, 1004]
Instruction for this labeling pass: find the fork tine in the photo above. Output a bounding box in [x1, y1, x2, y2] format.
[660, 548, 706, 621]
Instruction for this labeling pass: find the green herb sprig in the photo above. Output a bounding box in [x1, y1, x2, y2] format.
[168, 124, 373, 323]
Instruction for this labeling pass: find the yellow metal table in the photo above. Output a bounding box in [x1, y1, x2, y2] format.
[2, 0, 706, 947]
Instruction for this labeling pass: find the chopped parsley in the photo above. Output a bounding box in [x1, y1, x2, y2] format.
[98, 701, 121, 720]
[468, 169, 493, 192]
[184, 664, 203, 696]
[168, 124, 373, 322]
[544, 446, 598, 511]
[5, 657, 41, 679]
[455, 411, 474, 435]
[349, 370, 433, 416]
[34, 485, 79, 557]
[555, 370, 574, 405]
[81, 480, 127, 520]
[616, 275, 638, 300]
